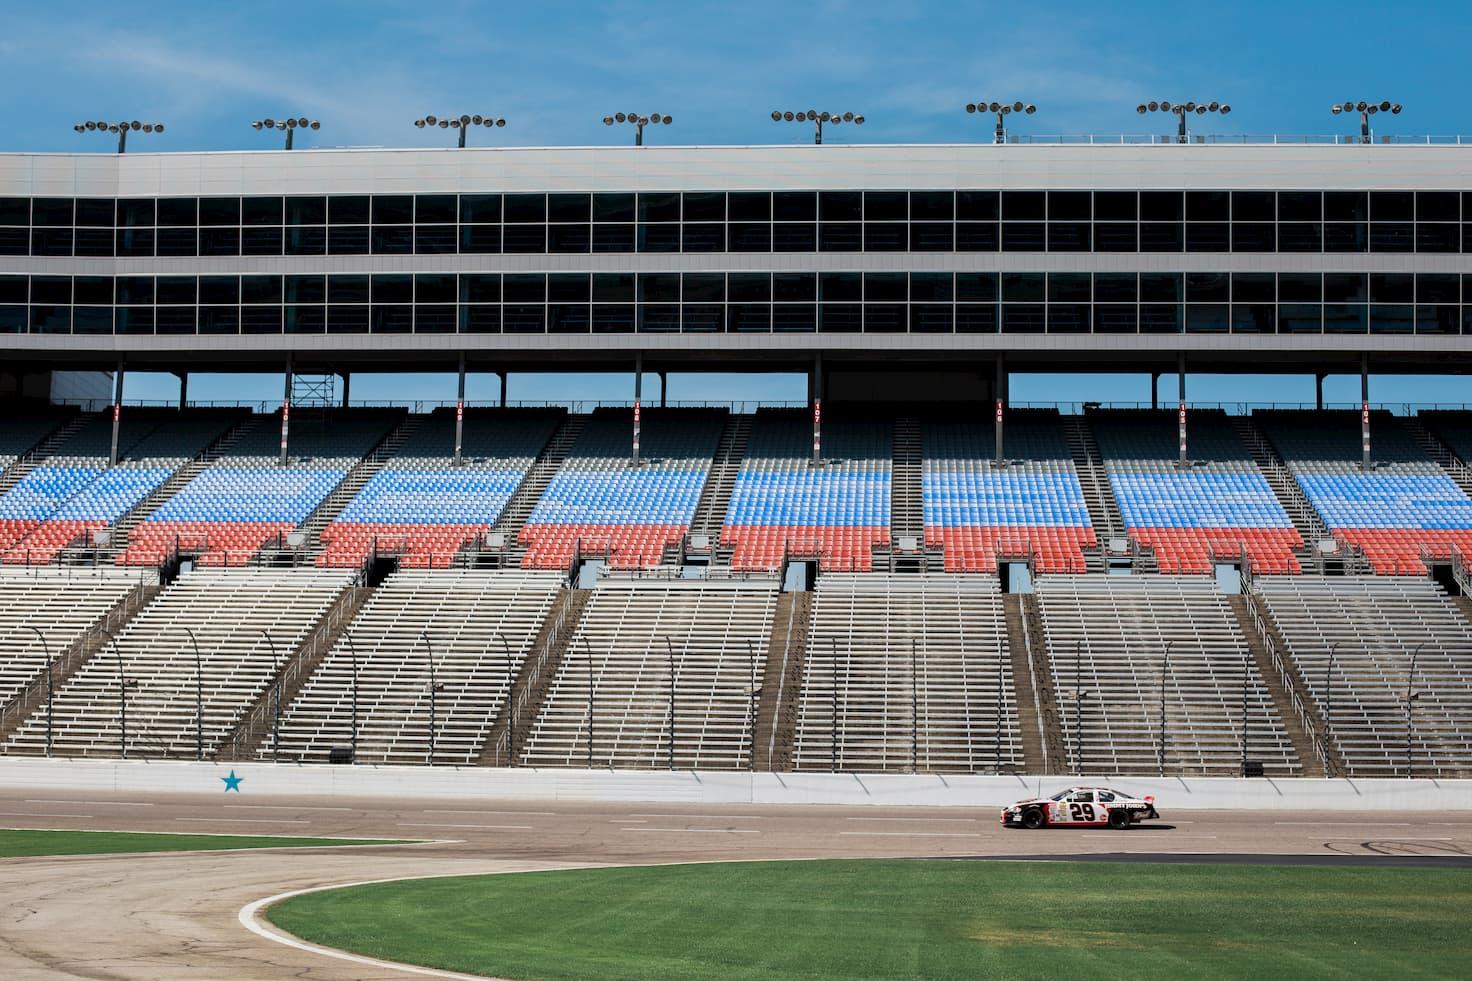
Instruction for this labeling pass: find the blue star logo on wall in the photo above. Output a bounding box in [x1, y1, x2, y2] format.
[221, 770, 244, 793]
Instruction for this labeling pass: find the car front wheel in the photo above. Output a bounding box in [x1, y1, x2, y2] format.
[1021, 807, 1045, 830]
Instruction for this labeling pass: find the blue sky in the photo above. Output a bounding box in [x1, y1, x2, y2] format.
[3, 0, 1469, 409]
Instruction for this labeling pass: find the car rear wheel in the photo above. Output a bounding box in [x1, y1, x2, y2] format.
[1021, 807, 1045, 830]
[1107, 808, 1131, 830]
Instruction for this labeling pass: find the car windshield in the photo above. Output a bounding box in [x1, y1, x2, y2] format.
[1050, 790, 1073, 801]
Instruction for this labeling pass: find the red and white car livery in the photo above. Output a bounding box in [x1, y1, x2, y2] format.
[1001, 787, 1159, 830]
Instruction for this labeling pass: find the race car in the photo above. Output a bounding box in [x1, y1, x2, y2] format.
[1001, 787, 1159, 829]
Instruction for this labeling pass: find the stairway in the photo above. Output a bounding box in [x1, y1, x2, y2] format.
[482, 414, 587, 565]
[1229, 415, 1332, 548]
[890, 417, 924, 542]
[1226, 594, 1327, 778]
[752, 590, 813, 771]
[1401, 416, 1472, 500]
[0, 413, 89, 496]
[293, 414, 422, 557]
[0, 580, 162, 748]
[686, 414, 752, 555]
[218, 580, 375, 761]
[1062, 416, 1124, 571]
[108, 413, 260, 555]
[482, 586, 591, 765]
[1006, 594, 1065, 774]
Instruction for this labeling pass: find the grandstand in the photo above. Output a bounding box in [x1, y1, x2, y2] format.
[0, 142, 1470, 779]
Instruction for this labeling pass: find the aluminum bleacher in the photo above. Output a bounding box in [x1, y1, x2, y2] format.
[5, 568, 352, 758]
[793, 573, 1020, 772]
[269, 570, 564, 764]
[0, 407, 70, 471]
[1253, 575, 1472, 777]
[0, 567, 148, 715]
[1036, 575, 1300, 776]
[521, 578, 776, 769]
[119, 410, 401, 567]
[723, 411, 891, 572]
[318, 410, 562, 569]
[1256, 410, 1472, 575]
[1091, 409, 1302, 575]
[923, 410, 1095, 574]
[0, 410, 237, 565]
[519, 408, 724, 570]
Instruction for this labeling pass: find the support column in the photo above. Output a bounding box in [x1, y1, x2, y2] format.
[340, 372, 351, 408]
[1151, 372, 1160, 411]
[1177, 353, 1188, 468]
[812, 353, 823, 466]
[280, 360, 293, 467]
[632, 354, 643, 467]
[453, 354, 466, 467]
[109, 363, 125, 466]
[1315, 372, 1325, 411]
[498, 371, 507, 409]
[176, 371, 188, 411]
[994, 355, 1006, 467]
[658, 370, 667, 408]
[1360, 353, 1371, 472]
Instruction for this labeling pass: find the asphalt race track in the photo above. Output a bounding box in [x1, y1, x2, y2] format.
[0, 787, 1468, 979]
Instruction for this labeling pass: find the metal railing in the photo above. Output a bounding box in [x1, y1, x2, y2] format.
[1243, 586, 1334, 776]
[57, 397, 809, 415]
[485, 584, 582, 766]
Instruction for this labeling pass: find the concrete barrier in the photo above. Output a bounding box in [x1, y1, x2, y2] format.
[1, 758, 1470, 810]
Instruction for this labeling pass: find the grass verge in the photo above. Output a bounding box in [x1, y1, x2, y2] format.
[266, 858, 1472, 980]
[0, 828, 411, 858]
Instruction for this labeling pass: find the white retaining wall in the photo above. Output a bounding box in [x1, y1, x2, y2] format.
[1, 758, 1470, 810]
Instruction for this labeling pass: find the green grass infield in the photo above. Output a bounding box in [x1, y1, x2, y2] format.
[267, 858, 1472, 980]
[0, 828, 412, 858]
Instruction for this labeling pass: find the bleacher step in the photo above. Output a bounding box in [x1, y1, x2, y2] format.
[497, 587, 591, 765]
[1229, 415, 1334, 549]
[218, 579, 375, 761]
[0, 412, 89, 497]
[0, 580, 162, 749]
[488, 414, 587, 564]
[686, 414, 752, 558]
[752, 590, 812, 771]
[1402, 416, 1472, 502]
[1062, 416, 1126, 549]
[889, 417, 924, 542]
[1009, 594, 1066, 774]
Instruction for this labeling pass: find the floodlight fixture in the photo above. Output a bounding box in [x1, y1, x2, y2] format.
[771, 107, 865, 144]
[73, 118, 165, 154]
[250, 116, 321, 150]
[414, 113, 507, 148]
[1331, 99, 1402, 144]
[603, 111, 673, 146]
[1134, 99, 1231, 143]
[965, 99, 1037, 144]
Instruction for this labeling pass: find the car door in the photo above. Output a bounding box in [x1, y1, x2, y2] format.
[1063, 790, 1102, 826]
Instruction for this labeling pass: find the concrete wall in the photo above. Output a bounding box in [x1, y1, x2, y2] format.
[1, 758, 1469, 811]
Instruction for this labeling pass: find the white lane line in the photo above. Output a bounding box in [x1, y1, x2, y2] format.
[241, 878, 490, 981]
[398, 822, 535, 831]
[838, 831, 981, 838]
[224, 804, 355, 812]
[175, 813, 307, 818]
[621, 827, 761, 834]
[0, 811, 94, 819]
[1275, 821, 1413, 826]
[614, 819, 648, 823]
[421, 809, 557, 817]
[23, 799, 155, 808]
[626, 814, 767, 821]
[844, 817, 980, 824]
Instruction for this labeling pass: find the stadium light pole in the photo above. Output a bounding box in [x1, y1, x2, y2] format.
[603, 111, 672, 146]
[97, 626, 129, 759]
[500, 635, 517, 766]
[964, 100, 1036, 144]
[23, 626, 54, 757]
[1405, 643, 1424, 779]
[73, 119, 165, 154]
[420, 631, 441, 765]
[343, 630, 360, 760]
[251, 116, 320, 150]
[664, 638, 677, 770]
[1134, 101, 1230, 144]
[1332, 100, 1401, 145]
[260, 630, 282, 761]
[771, 109, 864, 145]
[414, 114, 506, 148]
[182, 626, 204, 762]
